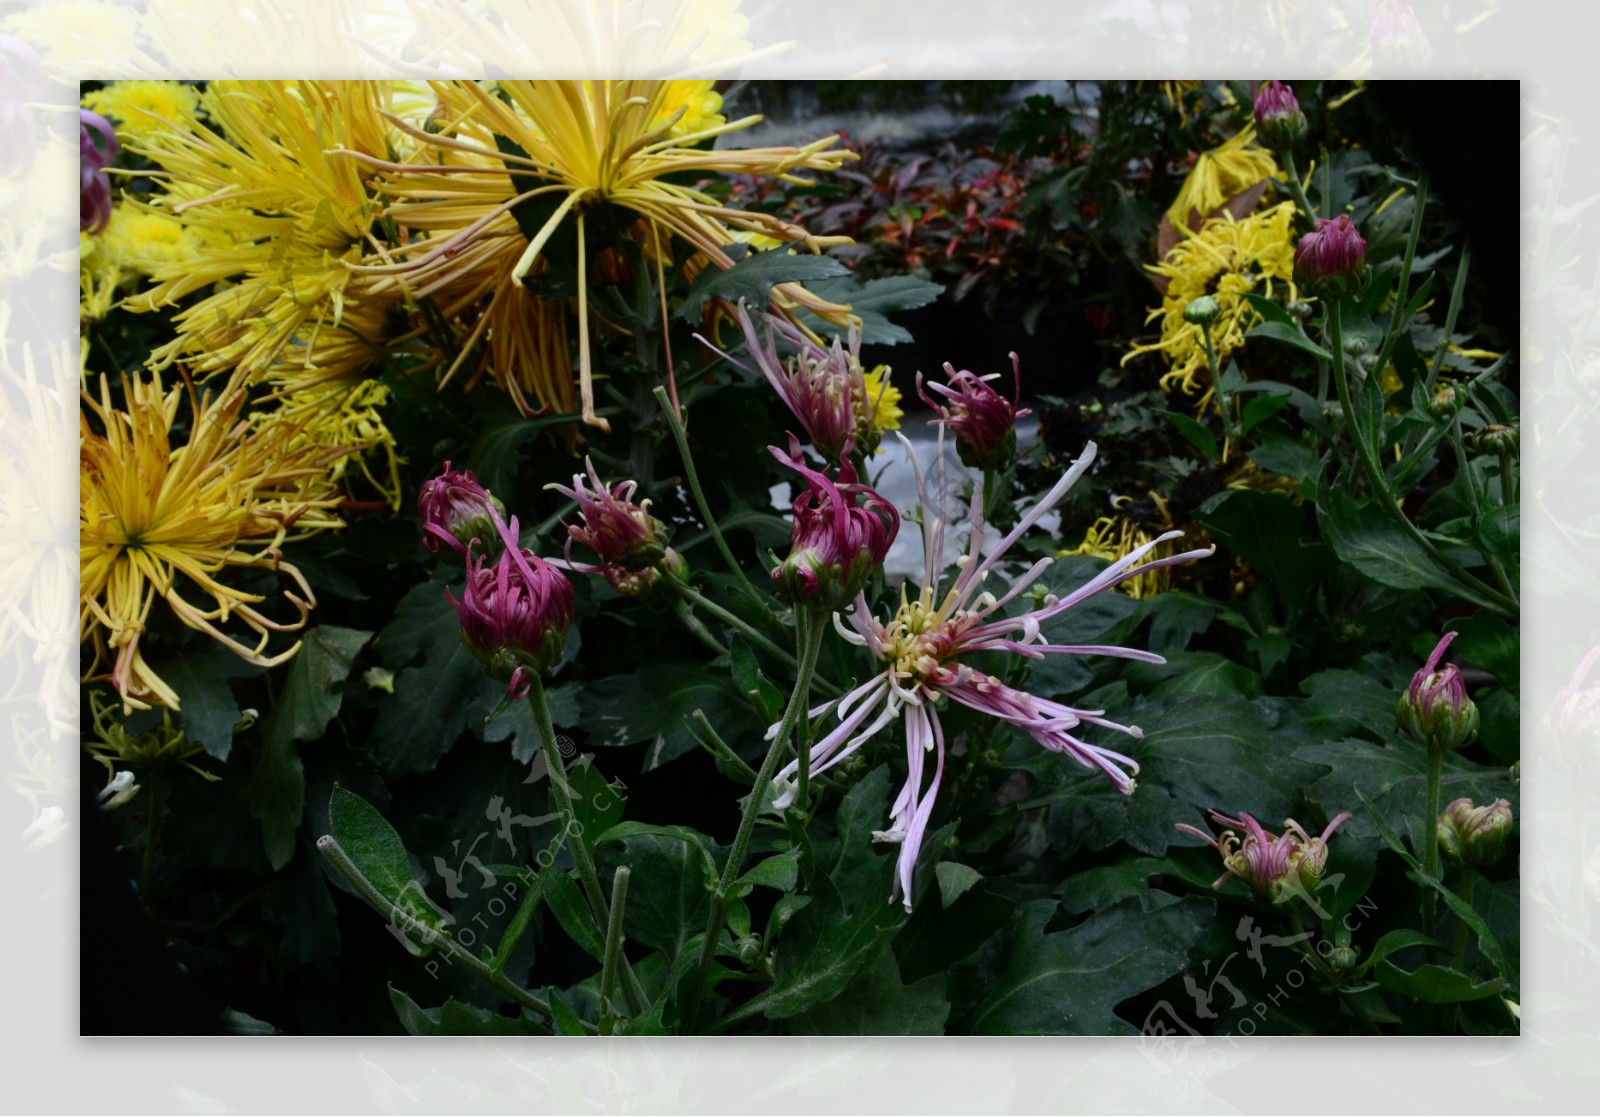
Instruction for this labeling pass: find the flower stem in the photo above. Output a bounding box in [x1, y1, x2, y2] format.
[654, 385, 768, 610]
[1441, 864, 1478, 1034]
[683, 615, 826, 1033]
[1281, 150, 1318, 226]
[599, 866, 630, 1034]
[490, 853, 562, 980]
[1376, 169, 1428, 374]
[1200, 321, 1235, 453]
[1328, 302, 1517, 620]
[317, 834, 567, 1033]
[794, 610, 817, 813]
[674, 578, 842, 698]
[526, 675, 648, 1017]
[674, 599, 729, 656]
[1422, 747, 1444, 940]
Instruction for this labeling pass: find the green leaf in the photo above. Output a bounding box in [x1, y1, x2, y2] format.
[793, 275, 945, 346]
[470, 410, 591, 500]
[1444, 612, 1519, 691]
[1300, 669, 1401, 742]
[1248, 432, 1322, 484]
[1127, 651, 1263, 699]
[579, 662, 760, 770]
[595, 823, 720, 969]
[542, 869, 605, 961]
[546, 988, 588, 1037]
[677, 243, 850, 321]
[737, 849, 802, 894]
[1406, 868, 1509, 978]
[327, 785, 448, 952]
[1055, 857, 1186, 914]
[1139, 592, 1218, 655]
[264, 625, 372, 748]
[964, 896, 1212, 1035]
[1317, 487, 1459, 595]
[935, 862, 984, 908]
[1239, 393, 1292, 434]
[1242, 292, 1294, 326]
[389, 985, 546, 1036]
[1196, 489, 1332, 598]
[1354, 929, 1441, 977]
[1157, 409, 1220, 462]
[789, 946, 950, 1035]
[1245, 319, 1332, 361]
[163, 653, 243, 762]
[371, 582, 483, 776]
[1374, 961, 1507, 1004]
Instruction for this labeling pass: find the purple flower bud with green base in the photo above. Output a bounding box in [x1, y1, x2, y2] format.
[1294, 214, 1369, 300]
[1438, 797, 1513, 867]
[1253, 80, 1307, 152]
[80, 108, 119, 233]
[770, 434, 898, 612]
[1397, 631, 1480, 753]
[917, 354, 1032, 472]
[547, 457, 671, 573]
[1175, 809, 1353, 905]
[418, 461, 506, 559]
[448, 510, 574, 700]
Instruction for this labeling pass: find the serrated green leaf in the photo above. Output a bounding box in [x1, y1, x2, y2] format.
[789, 946, 950, 1035]
[1197, 489, 1332, 598]
[579, 662, 759, 770]
[1316, 487, 1458, 595]
[163, 653, 243, 761]
[389, 985, 546, 1036]
[1246, 319, 1332, 361]
[964, 896, 1212, 1035]
[935, 861, 983, 908]
[677, 244, 850, 321]
[1374, 960, 1506, 1004]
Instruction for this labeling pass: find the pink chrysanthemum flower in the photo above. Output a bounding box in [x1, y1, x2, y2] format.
[917, 356, 1032, 472]
[80, 108, 119, 234]
[769, 434, 899, 611]
[773, 434, 1211, 910]
[1175, 809, 1353, 903]
[546, 457, 686, 605]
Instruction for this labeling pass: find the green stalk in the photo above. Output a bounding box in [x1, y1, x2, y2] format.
[689, 710, 759, 783]
[1281, 150, 1318, 226]
[674, 578, 843, 698]
[654, 385, 768, 609]
[1376, 170, 1429, 373]
[1328, 303, 1517, 619]
[1441, 864, 1478, 1034]
[490, 854, 560, 980]
[794, 610, 817, 813]
[1424, 242, 1471, 396]
[318, 835, 567, 1033]
[1422, 748, 1444, 940]
[683, 617, 826, 1032]
[674, 600, 729, 656]
[527, 675, 648, 1017]
[1200, 321, 1235, 452]
[1447, 413, 1518, 606]
[1497, 447, 1516, 508]
[599, 866, 630, 1034]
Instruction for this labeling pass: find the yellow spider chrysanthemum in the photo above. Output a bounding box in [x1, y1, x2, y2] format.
[1167, 127, 1279, 231]
[861, 365, 903, 437]
[654, 80, 726, 139]
[123, 81, 410, 385]
[81, 80, 203, 143]
[1124, 201, 1302, 402]
[1065, 495, 1184, 600]
[80, 369, 346, 712]
[80, 204, 235, 320]
[342, 79, 857, 430]
[255, 379, 404, 511]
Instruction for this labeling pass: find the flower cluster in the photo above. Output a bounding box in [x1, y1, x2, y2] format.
[1125, 201, 1301, 399]
[917, 355, 1031, 471]
[718, 303, 902, 462]
[1176, 809, 1353, 904]
[547, 458, 688, 606]
[80, 108, 118, 233]
[777, 433, 1211, 909]
[769, 435, 899, 612]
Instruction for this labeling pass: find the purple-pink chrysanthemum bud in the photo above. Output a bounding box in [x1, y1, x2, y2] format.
[1438, 797, 1513, 868]
[918, 354, 1032, 472]
[546, 457, 686, 606]
[449, 529, 575, 700]
[80, 108, 119, 234]
[548, 457, 669, 571]
[0, 36, 41, 180]
[1175, 809, 1353, 905]
[770, 434, 899, 611]
[1397, 631, 1479, 753]
[1252, 80, 1307, 152]
[418, 461, 506, 559]
[716, 303, 867, 462]
[1293, 214, 1369, 299]
[1370, 0, 1432, 72]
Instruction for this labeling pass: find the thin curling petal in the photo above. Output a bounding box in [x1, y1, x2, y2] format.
[781, 436, 1209, 910]
[769, 436, 899, 611]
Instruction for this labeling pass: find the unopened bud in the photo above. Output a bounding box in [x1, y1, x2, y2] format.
[418, 461, 506, 560]
[1294, 215, 1369, 299]
[1183, 295, 1222, 326]
[1428, 384, 1461, 421]
[1397, 632, 1479, 753]
[1438, 797, 1513, 867]
[1254, 81, 1308, 153]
